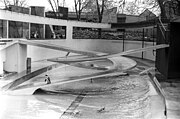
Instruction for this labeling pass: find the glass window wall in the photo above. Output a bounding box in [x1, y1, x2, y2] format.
[30, 23, 44, 39]
[45, 25, 66, 39]
[0, 20, 7, 38]
[9, 21, 29, 38]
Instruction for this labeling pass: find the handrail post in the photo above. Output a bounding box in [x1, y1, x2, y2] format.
[142, 28, 145, 59]
[122, 30, 125, 52]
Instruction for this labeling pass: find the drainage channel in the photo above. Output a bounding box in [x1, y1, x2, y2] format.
[60, 90, 87, 119]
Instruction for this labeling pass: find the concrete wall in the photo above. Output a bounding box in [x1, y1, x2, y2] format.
[27, 39, 156, 62]
[4, 43, 27, 73]
[4, 44, 18, 72]
[0, 50, 4, 74]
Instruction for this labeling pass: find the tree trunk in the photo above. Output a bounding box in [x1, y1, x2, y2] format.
[98, 29, 101, 39]
[157, 0, 180, 19]
[156, 0, 167, 19]
[178, 1, 180, 16]
[95, 0, 105, 39]
[74, 0, 82, 21]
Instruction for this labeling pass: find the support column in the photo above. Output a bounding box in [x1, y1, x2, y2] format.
[6, 20, 9, 38]
[4, 43, 27, 73]
[43, 24, 45, 39]
[29, 23, 31, 39]
[0, 51, 3, 75]
[66, 25, 73, 41]
[17, 43, 27, 73]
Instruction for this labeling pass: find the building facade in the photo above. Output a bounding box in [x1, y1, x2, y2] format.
[0, 5, 156, 40]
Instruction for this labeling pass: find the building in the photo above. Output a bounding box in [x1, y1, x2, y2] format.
[6, 5, 29, 14]
[46, 6, 68, 20]
[139, 9, 157, 21]
[67, 8, 156, 24]
[0, 5, 156, 40]
[116, 9, 157, 40]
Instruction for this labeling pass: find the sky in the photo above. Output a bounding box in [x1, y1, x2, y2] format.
[0, 0, 75, 11]
[26, 0, 135, 12]
[0, 0, 158, 15]
[26, 0, 74, 11]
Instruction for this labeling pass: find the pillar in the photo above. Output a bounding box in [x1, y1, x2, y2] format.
[6, 20, 9, 38]
[0, 51, 3, 75]
[29, 23, 31, 39]
[17, 43, 27, 72]
[4, 43, 27, 73]
[43, 24, 45, 39]
[66, 25, 73, 40]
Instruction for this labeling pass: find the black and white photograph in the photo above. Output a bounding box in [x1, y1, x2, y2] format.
[0, 0, 180, 119]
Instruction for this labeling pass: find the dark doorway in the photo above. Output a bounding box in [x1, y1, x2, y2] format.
[156, 22, 180, 80]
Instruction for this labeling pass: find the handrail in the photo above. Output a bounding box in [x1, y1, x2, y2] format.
[158, 17, 167, 31]
[147, 71, 167, 117]
[157, 17, 169, 44]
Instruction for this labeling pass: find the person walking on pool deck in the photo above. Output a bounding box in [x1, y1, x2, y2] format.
[45, 75, 51, 84]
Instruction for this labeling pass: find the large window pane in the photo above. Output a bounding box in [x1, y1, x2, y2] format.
[45, 25, 66, 39]
[30, 23, 44, 39]
[0, 20, 7, 38]
[23, 22, 29, 39]
[9, 21, 23, 38]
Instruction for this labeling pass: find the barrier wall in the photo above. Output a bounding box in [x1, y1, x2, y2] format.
[27, 39, 156, 61]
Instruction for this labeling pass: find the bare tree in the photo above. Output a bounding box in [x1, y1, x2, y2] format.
[0, 0, 27, 8]
[47, 0, 64, 18]
[95, 0, 116, 22]
[117, 0, 159, 15]
[117, 0, 180, 19]
[74, 0, 91, 21]
[124, 1, 139, 15]
[95, 0, 105, 23]
[158, 0, 180, 19]
[138, 0, 180, 19]
[95, 0, 106, 38]
[13, 0, 27, 6]
[82, 0, 115, 22]
[118, 0, 126, 13]
[48, 0, 59, 12]
[86, 0, 115, 38]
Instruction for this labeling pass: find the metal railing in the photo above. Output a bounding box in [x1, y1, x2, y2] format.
[157, 17, 170, 44]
